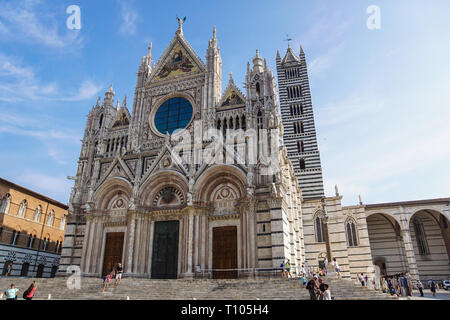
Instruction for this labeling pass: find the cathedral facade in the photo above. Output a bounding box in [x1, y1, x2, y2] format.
[60, 23, 450, 283]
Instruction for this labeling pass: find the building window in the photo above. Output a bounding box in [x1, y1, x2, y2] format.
[0, 193, 11, 214]
[10, 230, 20, 245]
[297, 140, 305, 153]
[34, 205, 42, 222]
[18, 200, 27, 217]
[47, 210, 55, 226]
[154, 97, 193, 135]
[299, 159, 306, 170]
[60, 215, 66, 230]
[346, 219, 359, 247]
[42, 238, 49, 251]
[413, 217, 430, 255]
[315, 215, 326, 243]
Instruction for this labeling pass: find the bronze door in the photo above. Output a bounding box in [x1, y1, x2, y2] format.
[151, 221, 179, 279]
[102, 232, 124, 276]
[213, 226, 238, 279]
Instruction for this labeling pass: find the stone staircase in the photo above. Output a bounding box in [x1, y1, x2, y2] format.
[0, 276, 397, 300]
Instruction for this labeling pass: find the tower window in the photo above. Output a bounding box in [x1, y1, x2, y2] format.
[346, 220, 359, 247]
[299, 159, 306, 170]
[297, 140, 304, 153]
[315, 216, 326, 243]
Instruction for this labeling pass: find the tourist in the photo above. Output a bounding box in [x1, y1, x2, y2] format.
[4, 263, 12, 277]
[301, 275, 307, 288]
[428, 279, 436, 297]
[324, 258, 328, 271]
[317, 277, 326, 300]
[280, 261, 286, 278]
[333, 258, 341, 278]
[359, 273, 365, 286]
[364, 274, 369, 287]
[322, 284, 332, 300]
[4, 283, 19, 300]
[300, 265, 306, 278]
[416, 280, 424, 297]
[306, 276, 318, 300]
[102, 272, 112, 291]
[286, 260, 292, 278]
[114, 262, 123, 287]
[23, 281, 37, 301]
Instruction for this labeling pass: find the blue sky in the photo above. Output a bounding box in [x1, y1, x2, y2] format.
[0, 0, 449, 206]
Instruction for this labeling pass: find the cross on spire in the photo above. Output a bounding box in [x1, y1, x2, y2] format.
[284, 34, 293, 48]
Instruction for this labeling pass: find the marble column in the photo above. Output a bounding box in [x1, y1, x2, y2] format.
[127, 214, 136, 274]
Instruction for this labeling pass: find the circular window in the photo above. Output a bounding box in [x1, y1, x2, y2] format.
[154, 97, 193, 135]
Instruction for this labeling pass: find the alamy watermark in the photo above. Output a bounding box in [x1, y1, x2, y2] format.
[366, 5, 381, 30]
[66, 5, 82, 30]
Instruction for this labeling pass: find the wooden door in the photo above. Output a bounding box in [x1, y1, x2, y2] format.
[151, 221, 179, 279]
[213, 226, 238, 279]
[102, 232, 124, 276]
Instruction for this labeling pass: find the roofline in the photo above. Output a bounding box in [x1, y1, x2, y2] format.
[0, 177, 69, 210]
[365, 197, 450, 209]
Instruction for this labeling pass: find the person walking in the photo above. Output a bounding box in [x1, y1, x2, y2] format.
[416, 280, 424, 297]
[306, 276, 318, 300]
[23, 281, 37, 301]
[280, 261, 286, 278]
[317, 278, 326, 300]
[428, 279, 436, 297]
[359, 273, 365, 286]
[300, 265, 306, 278]
[5, 263, 12, 277]
[114, 263, 123, 287]
[333, 258, 341, 278]
[364, 274, 369, 287]
[286, 260, 291, 278]
[4, 283, 19, 300]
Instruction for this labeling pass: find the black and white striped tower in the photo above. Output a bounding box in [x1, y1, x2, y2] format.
[276, 46, 325, 199]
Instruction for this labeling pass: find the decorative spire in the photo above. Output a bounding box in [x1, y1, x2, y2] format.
[359, 194, 363, 205]
[116, 99, 120, 111]
[95, 96, 101, 107]
[252, 50, 263, 73]
[335, 185, 340, 197]
[213, 26, 216, 40]
[104, 84, 115, 104]
[176, 16, 186, 36]
[122, 96, 127, 108]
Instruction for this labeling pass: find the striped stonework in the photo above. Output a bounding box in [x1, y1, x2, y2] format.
[276, 46, 325, 200]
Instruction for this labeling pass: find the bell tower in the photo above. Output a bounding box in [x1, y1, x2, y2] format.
[276, 46, 325, 199]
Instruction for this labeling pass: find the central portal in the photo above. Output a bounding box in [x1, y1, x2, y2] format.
[151, 221, 180, 279]
[213, 226, 238, 279]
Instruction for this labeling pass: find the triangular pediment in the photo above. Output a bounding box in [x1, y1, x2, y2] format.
[148, 33, 206, 84]
[111, 107, 131, 128]
[95, 156, 135, 191]
[218, 75, 246, 109]
[140, 144, 189, 184]
[282, 47, 300, 65]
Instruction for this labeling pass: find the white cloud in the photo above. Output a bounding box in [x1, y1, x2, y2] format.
[117, 0, 141, 35]
[16, 172, 71, 204]
[308, 42, 345, 77]
[63, 80, 103, 102]
[0, 0, 83, 48]
[0, 53, 101, 102]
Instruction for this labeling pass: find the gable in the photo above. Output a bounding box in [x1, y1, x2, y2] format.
[112, 108, 130, 128]
[221, 88, 245, 107]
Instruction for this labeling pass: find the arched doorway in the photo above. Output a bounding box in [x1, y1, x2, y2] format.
[366, 213, 407, 276]
[409, 210, 450, 281]
[36, 264, 45, 278]
[21, 263, 30, 277]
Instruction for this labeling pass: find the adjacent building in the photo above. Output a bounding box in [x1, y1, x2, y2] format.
[0, 178, 67, 278]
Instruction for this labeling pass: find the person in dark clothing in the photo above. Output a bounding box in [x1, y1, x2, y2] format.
[306, 277, 318, 300]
